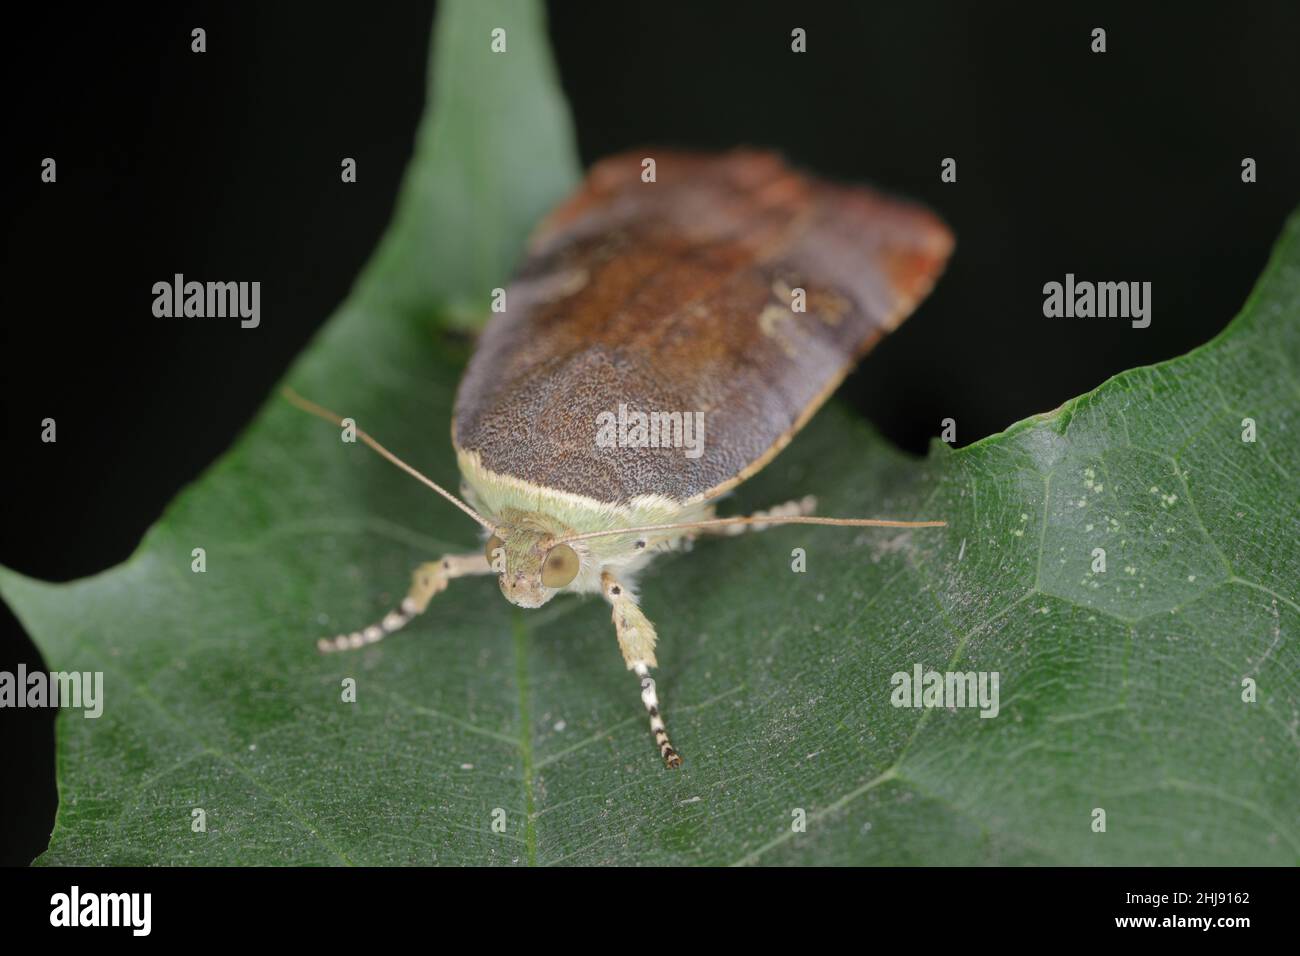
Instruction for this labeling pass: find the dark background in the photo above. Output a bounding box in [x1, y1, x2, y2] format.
[2, 2, 1297, 865]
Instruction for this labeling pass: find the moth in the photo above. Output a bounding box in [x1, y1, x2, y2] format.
[289, 150, 953, 768]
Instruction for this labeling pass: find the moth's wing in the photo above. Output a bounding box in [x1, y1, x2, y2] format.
[453, 150, 953, 506]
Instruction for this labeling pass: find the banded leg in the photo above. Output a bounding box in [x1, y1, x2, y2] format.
[318, 553, 491, 653]
[707, 495, 817, 536]
[601, 571, 681, 768]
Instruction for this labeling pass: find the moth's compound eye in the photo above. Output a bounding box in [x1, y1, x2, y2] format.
[541, 544, 579, 588]
[485, 535, 505, 572]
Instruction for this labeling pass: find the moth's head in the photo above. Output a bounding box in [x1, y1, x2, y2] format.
[484, 509, 583, 609]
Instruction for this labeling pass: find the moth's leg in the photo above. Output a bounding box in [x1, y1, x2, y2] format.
[705, 495, 817, 536]
[600, 571, 681, 769]
[318, 553, 491, 653]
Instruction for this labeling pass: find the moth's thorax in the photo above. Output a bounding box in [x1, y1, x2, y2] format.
[458, 456, 716, 608]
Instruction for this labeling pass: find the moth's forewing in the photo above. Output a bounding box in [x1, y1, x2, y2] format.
[453, 150, 953, 507]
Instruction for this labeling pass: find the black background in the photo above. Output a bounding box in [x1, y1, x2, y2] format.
[2, 2, 1297, 866]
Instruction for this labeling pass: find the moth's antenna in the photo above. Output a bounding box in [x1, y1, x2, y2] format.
[558, 514, 946, 545]
[281, 387, 496, 532]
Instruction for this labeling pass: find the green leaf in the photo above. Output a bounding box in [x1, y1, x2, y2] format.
[4, 0, 1297, 866]
[358, 0, 578, 331]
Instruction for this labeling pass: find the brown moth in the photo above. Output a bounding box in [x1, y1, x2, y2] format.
[289, 149, 953, 768]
